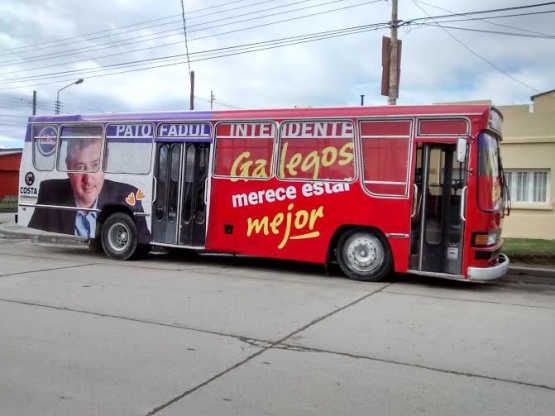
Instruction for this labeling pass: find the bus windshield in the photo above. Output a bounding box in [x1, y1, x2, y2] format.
[478, 132, 503, 211]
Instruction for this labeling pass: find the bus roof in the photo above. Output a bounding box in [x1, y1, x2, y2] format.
[27, 104, 493, 124]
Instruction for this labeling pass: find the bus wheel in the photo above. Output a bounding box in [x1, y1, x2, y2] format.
[101, 212, 138, 261]
[336, 229, 392, 281]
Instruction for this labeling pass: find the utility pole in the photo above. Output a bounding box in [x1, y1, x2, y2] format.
[388, 0, 399, 105]
[32, 90, 37, 115]
[360, 94, 365, 106]
[189, 70, 195, 110]
[210, 90, 215, 109]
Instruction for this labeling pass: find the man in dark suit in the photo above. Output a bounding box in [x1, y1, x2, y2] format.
[28, 137, 150, 243]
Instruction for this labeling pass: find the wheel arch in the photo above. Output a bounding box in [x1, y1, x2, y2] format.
[100, 209, 150, 260]
[95, 204, 136, 238]
[326, 224, 394, 268]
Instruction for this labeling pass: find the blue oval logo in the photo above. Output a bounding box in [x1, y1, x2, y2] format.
[37, 126, 58, 157]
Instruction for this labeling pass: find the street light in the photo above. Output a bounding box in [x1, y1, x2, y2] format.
[55, 78, 84, 115]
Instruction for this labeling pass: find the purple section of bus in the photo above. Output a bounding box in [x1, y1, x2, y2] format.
[158, 122, 210, 137]
[106, 123, 154, 137]
[29, 111, 212, 123]
[156, 122, 211, 142]
[25, 111, 214, 141]
[106, 138, 154, 143]
[155, 137, 211, 143]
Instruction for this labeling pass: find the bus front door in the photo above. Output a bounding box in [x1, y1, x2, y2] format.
[152, 143, 210, 247]
[409, 143, 467, 276]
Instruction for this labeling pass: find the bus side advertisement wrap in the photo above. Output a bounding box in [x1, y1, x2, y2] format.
[19, 123, 154, 243]
[18, 104, 509, 282]
[207, 120, 359, 262]
[214, 122, 275, 180]
[278, 121, 355, 181]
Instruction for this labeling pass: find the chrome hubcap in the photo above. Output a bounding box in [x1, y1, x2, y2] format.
[108, 223, 129, 252]
[345, 236, 384, 273]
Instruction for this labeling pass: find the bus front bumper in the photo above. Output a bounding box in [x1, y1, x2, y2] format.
[467, 254, 510, 281]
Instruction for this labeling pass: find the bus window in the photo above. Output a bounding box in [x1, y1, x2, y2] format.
[56, 125, 103, 172]
[278, 120, 355, 181]
[104, 124, 153, 174]
[214, 122, 275, 180]
[360, 120, 411, 197]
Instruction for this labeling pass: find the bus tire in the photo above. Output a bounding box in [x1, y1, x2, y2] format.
[336, 229, 392, 282]
[101, 212, 139, 261]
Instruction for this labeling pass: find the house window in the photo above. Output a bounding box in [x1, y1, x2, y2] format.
[504, 170, 550, 206]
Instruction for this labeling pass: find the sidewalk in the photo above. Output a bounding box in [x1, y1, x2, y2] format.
[0, 212, 16, 224]
[0, 215, 88, 246]
[0, 216, 553, 280]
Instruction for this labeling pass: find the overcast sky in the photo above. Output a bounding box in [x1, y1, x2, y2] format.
[0, 0, 553, 147]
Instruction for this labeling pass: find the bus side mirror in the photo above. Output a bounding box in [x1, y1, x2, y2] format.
[456, 138, 467, 163]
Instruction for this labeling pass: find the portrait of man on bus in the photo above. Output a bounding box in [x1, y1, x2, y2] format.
[28, 136, 150, 242]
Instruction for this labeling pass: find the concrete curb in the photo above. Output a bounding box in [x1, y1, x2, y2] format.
[506, 265, 555, 279]
[31, 234, 89, 246]
[0, 222, 88, 246]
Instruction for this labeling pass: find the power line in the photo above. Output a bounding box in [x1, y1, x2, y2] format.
[406, 1, 555, 25]
[0, 94, 33, 104]
[213, 100, 241, 109]
[413, 0, 554, 38]
[0, 0, 262, 54]
[0, 0, 321, 65]
[0, 102, 30, 108]
[181, 0, 326, 31]
[410, 0, 545, 94]
[418, 9, 555, 31]
[0, 100, 49, 114]
[0, 19, 388, 86]
[4, 0, 552, 81]
[0, 0, 383, 84]
[0, 0, 348, 67]
[420, 22, 555, 40]
[59, 101, 106, 113]
[0, 21, 388, 91]
[5, 0, 552, 61]
[0, 121, 27, 127]
[0, 113, 28, 116]
[195, 95, 241, 109]
[2, 1, 553, 91]
[0, 25, 186, 68]
[190, 0, 380, 41]
[0, 101, 34, 111]
[0, 16, 180, 57]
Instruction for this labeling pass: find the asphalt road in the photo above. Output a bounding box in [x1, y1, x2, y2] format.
[0, 238, 554, 416]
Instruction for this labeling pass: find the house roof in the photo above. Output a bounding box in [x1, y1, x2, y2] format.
[531, 89, 555, 100]
[0, 148, 23, 156]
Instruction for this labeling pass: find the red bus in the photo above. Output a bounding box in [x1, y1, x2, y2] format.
[18, 104, 509, 282]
